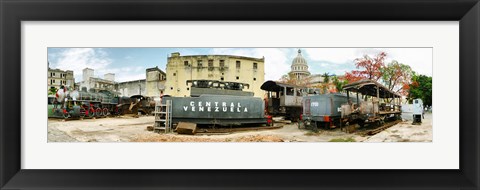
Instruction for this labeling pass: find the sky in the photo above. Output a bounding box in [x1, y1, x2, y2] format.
[48, 48, 433, 83]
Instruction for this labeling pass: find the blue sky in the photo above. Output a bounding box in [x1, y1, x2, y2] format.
[48, 48, 432, 82]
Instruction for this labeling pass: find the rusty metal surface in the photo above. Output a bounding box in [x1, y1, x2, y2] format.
[343, 79, 401, 98]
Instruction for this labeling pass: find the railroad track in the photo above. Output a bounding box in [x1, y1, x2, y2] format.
[196, 123, 284, 134]
[48, 115, 112, 121]
[361, 120, 402, 136]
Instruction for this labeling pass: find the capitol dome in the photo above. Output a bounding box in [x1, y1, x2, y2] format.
[289, 49, 311, 80]
[292, 49, 308, 65]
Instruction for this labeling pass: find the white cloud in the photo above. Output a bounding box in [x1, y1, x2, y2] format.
[103, 66, 146, 82]
[382, 48, 432, 76]
[49, 48, 146, 83]
[211, 48, 291, 81]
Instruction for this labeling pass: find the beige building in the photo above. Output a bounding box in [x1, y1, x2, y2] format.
[165, 52, 265, 98]
[145, 66, 167, 98]
[48, 67, 75, 90]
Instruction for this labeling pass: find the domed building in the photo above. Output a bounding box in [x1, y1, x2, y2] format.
[288, 49, 311, 80]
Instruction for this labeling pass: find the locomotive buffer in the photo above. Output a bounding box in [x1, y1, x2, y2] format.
[153, 100, 172, 133]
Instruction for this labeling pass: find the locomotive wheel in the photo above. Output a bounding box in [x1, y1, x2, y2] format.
[357, 120, 365, 128]
[102, 108, 109, 116]
[95, 108, 102, 117]
[79, 108, 86, 118]
[63, 110, 70, 119]
[116, 107, 123, 115]
[312, 121, 319, 133]
[88, 108, 95, 118]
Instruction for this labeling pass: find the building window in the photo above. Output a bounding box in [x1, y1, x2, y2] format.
[208, 60, 213, 69]
[253, 63, 257, 69]
[236, 61, 241, 69]
[173, 73, 176, 76]
[197, 60, 203, 67]
[170, 87, 173, 90]
[50, 80, 53, 84]
[220, 77, 224, 81]
[53, 79, 55, 84]
[187, 88, 190, 91]
[184, 61, 189, 66]
[220, 60, 225, 67]
[253, 78, 256, 81]
[236, 76, 239, 80]
[50, 73, 53, 77]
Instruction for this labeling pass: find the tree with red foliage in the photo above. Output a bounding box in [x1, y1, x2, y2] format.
[344, 52, 387, 82]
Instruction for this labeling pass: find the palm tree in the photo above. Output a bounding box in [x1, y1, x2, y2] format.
[322, 72, 330, 84]
[321, 72, 332, 93]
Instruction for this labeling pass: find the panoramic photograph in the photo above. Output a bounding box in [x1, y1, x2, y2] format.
[47, 48, 432, 142]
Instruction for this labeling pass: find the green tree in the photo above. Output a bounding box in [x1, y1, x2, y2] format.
[322, 72, 330, 84]
[48, 87, 57, 96]
[380, 60, 414, 95]
[332, 76, 348, 92]
[408, 74, 432, 107]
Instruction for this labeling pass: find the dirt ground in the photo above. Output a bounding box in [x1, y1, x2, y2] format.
[48, 112, 432, 143]
[362, 112, 432, 142]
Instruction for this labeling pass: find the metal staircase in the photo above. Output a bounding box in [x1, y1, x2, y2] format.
[153, 100, 172, 133]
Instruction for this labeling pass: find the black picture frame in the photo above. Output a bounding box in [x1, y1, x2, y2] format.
[1, 0, 479, 189]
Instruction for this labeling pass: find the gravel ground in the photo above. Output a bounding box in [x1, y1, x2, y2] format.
[363, 112, 432, 142]
[48, 125, 78, 142]
[48, 113, 432, 142]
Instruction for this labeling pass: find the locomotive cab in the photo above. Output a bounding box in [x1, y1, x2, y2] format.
[261, 80, 306, 121]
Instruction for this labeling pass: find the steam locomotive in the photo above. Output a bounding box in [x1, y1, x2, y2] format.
[48, 86, 154, 119]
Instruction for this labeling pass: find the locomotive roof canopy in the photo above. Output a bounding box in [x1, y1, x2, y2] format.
[261, 80, 305, 92]
[343, 79, 401, 98]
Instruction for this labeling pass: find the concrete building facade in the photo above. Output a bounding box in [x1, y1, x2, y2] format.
[78, 67, 167, 97]
[79, 68, 116, 92]
[146, 66, 167, 98]
[104, 73, 115, 82]
[165, 52, 265, 98]
[48, 67, 75, 90]
[116, 79, 146, 97]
